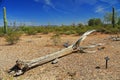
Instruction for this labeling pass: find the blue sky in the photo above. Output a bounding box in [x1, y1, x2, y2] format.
[0, 0, 120, 26]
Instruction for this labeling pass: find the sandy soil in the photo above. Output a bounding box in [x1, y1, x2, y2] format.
[0, 33, 120, 80]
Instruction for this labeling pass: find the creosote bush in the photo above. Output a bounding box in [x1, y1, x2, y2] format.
[64, 30, 76, 35]
[51, 33, 61, 46]
[5, 31, 22, 45]
[26, 28, 37, 35]
[3, 24, 120, 37]
[0, 27, 4, 37]
[19, 26, 37, 35]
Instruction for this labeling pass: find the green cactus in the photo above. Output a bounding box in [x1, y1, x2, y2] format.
[112, 7, 115, 28]
[3, 7, 8, 34]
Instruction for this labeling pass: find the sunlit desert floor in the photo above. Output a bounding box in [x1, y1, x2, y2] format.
[0, 33, 120, 80]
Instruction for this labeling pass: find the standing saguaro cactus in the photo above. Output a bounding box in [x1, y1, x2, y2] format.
[3, 7, 8, 34]
[112, 7, 115, 28]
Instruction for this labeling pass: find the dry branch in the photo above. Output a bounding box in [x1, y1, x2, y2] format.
[8, 30, 96, 76]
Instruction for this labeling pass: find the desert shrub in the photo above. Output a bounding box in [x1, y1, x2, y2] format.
[34, 27, 43, 33]
[26, 28, 37, 35]
[96, 25, 120, 34]
[105, 27, 120, 34]
[5, 31, 22, 45]
[42, 30, 49, 34]
[0, 33, 4, 37]
[19, 26, 29, 32]
[64, 30, 76, 35]
[10, 24, 120, 36]
[51, 33, 61, 46]
[0, 27, 4, 37]
[64, 31, 71, 35]
[19, 26, 36, 35]
[38, 27, 52, 34]
[76, 27, 89, 35]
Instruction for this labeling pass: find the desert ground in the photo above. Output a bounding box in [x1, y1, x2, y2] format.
[0, 33, 120, 80]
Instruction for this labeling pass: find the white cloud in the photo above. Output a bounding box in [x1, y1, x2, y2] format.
[43, 0, 69, 13]
[34, 0, 40, 2]
[34, 0, 55, 10]
[44, 0, 56, 9]
[45, 0, 51, 5]
[100, 0, 119, 5]
[95, 5, 114, 13]
[73, 0, 97, 5]
[95, 6, 105, 13]
[73, 0, 120, 6]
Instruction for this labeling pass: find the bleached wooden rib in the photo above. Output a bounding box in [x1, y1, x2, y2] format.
[8, 30, 96, 76]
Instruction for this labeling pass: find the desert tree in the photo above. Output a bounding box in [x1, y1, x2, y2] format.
[104, 7, 118, 26]
[88, 18, 102, 26]
[71, 22, 76, 27]
[104, 12, 112, 24]
[77, 23, 84, 28]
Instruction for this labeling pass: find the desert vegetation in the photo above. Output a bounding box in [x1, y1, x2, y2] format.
[0, 21, 119, 45]
[0, 7, 120, 36]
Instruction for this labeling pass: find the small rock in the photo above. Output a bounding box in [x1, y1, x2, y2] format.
[63, 41, 70, 48]
[98, 47, 105, 50]
[95, 66, 100, 69]
[52, 58, 59, 64]
[67, 71, 76, 77]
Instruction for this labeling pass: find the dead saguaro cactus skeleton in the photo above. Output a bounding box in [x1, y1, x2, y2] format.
[8, 30, 96, 76]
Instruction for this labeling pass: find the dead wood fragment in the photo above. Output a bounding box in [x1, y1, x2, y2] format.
[112, 37, 120, 41]
[110, 35, 120, 41]
[8, 30, 96, 76]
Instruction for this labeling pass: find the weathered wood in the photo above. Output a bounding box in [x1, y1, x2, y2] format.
[8, 30, 96, 76]
[110, 35, 120, 41]
[112, 37, 120, 41]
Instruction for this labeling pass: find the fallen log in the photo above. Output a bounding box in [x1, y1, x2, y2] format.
[8, 30, 96, 76]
